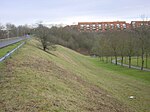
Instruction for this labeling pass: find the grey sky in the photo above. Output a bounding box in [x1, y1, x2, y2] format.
[0, 0, 150, 25]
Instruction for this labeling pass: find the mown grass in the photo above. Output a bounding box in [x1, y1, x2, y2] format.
[98, 56, 150, 69]
[0, 39, 150, 112]
[91, 58, 150, 83]
[0, 41, 23, 58]
[118, 57, 150, 69]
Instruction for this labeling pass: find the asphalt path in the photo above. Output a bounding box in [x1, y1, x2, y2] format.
[0, 37, 27, 48]
[112, 58, 150, 72]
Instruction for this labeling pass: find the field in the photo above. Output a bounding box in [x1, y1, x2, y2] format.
[0, 39, 150, 112]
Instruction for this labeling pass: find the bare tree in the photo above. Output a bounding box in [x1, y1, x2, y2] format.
[117, 31, 127, 66]
[35, 23, 51, 51]
[135, 24, 150, 70]
[6, 23, 17, 38]
[125, 30, 136, 68]
[0, 23, 7, 39]
[108, 31, 119, 65]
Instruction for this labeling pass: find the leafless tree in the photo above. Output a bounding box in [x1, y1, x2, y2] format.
[117, 31, 127, 66]
[125, 30, 136, 68]
[108, 31, 119, 65]
[134, 24, 150, 70]
[35, 23, 52, 51]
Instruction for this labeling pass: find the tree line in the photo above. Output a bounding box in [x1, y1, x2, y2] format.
[1, 22, 149, 70]
[92, 27, 150, 70]
[34, 23, 98, 54]
[35, 23, 150, 70]
[0, 23, 30, 39]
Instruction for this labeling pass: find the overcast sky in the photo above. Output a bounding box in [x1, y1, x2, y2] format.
[0, 0, 150, 25]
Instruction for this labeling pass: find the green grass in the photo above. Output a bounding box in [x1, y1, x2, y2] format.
[92, 58, 150, 83]
[0, 41, 23, 58]
[99, 56, 150, 69]
[0, 39, 150, 112]
[118, 57, 150, 69]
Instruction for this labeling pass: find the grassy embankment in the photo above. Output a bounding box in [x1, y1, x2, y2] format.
[0, 39, 150, 112]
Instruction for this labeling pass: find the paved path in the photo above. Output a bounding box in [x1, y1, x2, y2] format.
[112, 58, 150, 72]
[0, 37, 27, 48]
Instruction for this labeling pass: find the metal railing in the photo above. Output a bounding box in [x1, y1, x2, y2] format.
[0, 42, 25, 62]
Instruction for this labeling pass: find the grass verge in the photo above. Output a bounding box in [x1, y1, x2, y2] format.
[0, 41, 23, 58]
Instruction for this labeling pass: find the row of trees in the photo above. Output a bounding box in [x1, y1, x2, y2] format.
[0, 23, 30, 39]
[1, 21, 149, 70]
[92, 26, 150, 70]
[35, 23, 150, 70]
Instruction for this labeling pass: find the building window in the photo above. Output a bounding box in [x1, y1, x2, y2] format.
[98, 24, 102, 29]
[104, 24, 108, 30]
[132, 22, 135, 24]
[80, 24, 84, 29]
[108, 24, 111, 29]
[116, 24, 120, 29]
[86, 25, 90, 29]
[123, 24, 126, 29]
[92, 24, 96, 27]
[132, 22, 136, 27]
[111, 24, 114, 29]
[92, 24, 96, 30]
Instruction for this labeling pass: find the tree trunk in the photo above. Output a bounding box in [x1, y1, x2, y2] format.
[43, 46, 46, 51]
[125, 56, 127, 64]
[145, 52, 148, 68]
[111, 56, 112, 63]
[129, 55, 131, 68]
[106, 56, 108, 63]
[121, 56, 124, 66]
[115, 55, 117, 65]
[137, 55, 139, 66]
[141, 48, 144, 70]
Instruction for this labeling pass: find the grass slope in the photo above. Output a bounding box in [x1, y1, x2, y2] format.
[0, 39, 150, 112]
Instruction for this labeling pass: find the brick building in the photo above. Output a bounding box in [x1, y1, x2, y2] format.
[77, 21, 150, 32]
[131, 21, 150, 28]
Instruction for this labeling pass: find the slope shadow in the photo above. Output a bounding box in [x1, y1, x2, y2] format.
[37, 46, 58, 57]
